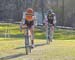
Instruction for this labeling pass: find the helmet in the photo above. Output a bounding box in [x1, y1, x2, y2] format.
[48, 9, 53, 14]
[26, 8, 33, 14]
[25, 8, 33, 21]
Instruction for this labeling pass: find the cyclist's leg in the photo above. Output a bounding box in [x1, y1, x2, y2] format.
[29, 25, 34, 48]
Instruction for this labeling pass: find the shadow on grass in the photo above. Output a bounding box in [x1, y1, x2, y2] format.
[0, 34, 5, 38]
[0, 53, 25, 60]
[0, 33, 46, 40]
[15, 43, 47, 49]
[0, 34, 24, 39]
[10, 34, 24, 38]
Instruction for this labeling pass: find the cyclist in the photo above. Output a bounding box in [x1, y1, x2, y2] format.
[43, 9, 56, 43]
[21, 8, 36, 48]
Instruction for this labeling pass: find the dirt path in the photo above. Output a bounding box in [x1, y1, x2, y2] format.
[0, 40, 75, 60]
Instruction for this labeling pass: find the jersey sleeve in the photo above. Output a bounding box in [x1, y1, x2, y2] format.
[53, 13, 56, 25]
[43, 15, 48, 25]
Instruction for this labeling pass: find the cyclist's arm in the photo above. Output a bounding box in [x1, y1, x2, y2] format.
[20, 12, 27, 29]
[53, 13, 56, 26]
[43, 15, 48, 26]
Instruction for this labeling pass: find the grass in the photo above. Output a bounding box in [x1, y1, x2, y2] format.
[0, 23, 75, 60]
[0, 23, 75, 40]
[54, 28, 75, 40]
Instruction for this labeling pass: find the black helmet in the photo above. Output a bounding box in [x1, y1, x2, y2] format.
[48, 9, 53, 14]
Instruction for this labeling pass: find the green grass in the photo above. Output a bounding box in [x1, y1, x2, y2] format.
[0, 24, 75, 60]
[54, 28, 75, 40]
[0, 24, 75, 40]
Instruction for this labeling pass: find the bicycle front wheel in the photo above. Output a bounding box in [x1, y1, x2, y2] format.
[25, 46, 31, 55]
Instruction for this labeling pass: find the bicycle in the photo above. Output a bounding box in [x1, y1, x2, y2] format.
[24, 27, 32, 55]
[47, 23, 53, 44]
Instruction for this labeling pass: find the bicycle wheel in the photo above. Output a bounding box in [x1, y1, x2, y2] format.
[26, 47, 28, 55]
[25, 46, 31, 55]
[28, 34, 31, 53]
[25, 42, 31, 55]
[47, 24, 50, 44]
[29, 46, 31, 53]
[25, 27, 31, 55]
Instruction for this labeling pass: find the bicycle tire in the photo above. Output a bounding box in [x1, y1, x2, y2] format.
[47, 24, 51, 44]
[25, 27, 32, 55]
[29, 35, 31, 53]
[26, 47, 28, 55]
[25, 46, 31, 55]
[29, 46, 31, 53]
